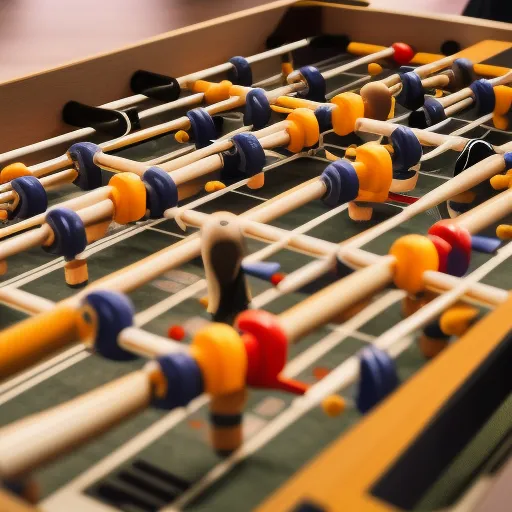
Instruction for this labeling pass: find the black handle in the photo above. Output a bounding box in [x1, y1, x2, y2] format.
[130, 70, 181, 102]
[62, 101, 135, 137]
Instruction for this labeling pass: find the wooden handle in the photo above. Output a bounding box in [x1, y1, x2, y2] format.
[0, 306, 81, 380]
[205, 95, 245, 115]
[412, 154, 506, 215]
[388, 82, 402, 96]
[0, 288, 55, 314]
[278, 257, 395, 343]
[323, 46, 394, 81]
[39, 169, 77, 189]
[0, 225, 51, 262]
[159, 139, 233, 173]
[423, 271, 507, 308]
[171, 154, 222, 187]
[489, 70, 512, 87]
[0, 370, 151, 479]
[80, 236, 203, 300]
[0, 190, 15, 203]
[444, 97, 474, 117]
[0, 187, 112, 241]
[455, 188, 512, 234]
[382, 73, 402, 88]
[437, 86, 472, 108]
[413, 54, 455, 79]
[246, 179, 326, 225]
[382, 55, 454, 89]
[95, 152, 146, 176]
[180, 207, 333, 259]
[421, 73, 450, 90]
[77, 199, 115, 226]
[252, 120, 288, 139]
[0, 200, 111, 263]
[266, 83, 304, 103]
[102, 116, 189, 153]
[259, 130, 290, 150]
[354, 118, 467, 150]
[209, 388, 247, 456]
[118, 327, 189, 358]
[30, 155, 72, 178]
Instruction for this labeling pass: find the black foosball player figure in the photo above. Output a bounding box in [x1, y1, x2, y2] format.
[201, 211, 252, 326]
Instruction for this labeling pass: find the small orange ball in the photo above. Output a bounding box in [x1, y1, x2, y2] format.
[175, 130, 190, 144]
[168, 325, 185, 341]
[322, 395, 346, 417]
[367, 63, 383, 76]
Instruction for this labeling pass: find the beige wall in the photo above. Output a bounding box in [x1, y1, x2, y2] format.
[0, 0, 468, 82]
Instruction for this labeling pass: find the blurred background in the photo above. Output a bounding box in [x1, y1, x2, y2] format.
[0, 0, 506, 82]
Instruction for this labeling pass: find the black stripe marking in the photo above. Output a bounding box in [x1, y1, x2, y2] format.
[210, 413, 243, 427]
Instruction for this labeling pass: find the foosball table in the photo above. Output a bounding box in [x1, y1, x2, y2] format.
[0, 1, 511, 511]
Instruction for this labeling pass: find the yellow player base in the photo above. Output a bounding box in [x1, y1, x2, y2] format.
[64, 260, 89, 287]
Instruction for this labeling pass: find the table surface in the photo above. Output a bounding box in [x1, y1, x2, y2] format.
[0, 0, 469, 82]
[0, 45, 509, 511]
